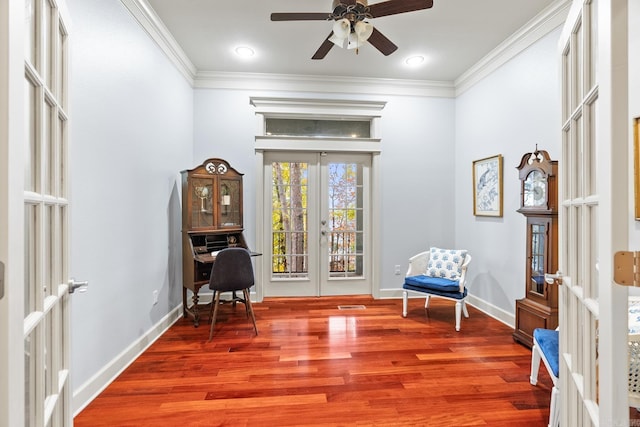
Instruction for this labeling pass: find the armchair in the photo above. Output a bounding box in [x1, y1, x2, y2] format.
[530, 328, 559, 427]
[401, 248, 472, 331]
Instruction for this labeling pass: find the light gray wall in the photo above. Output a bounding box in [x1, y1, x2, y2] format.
[193, 90, 456, 292]
[68, 0, 193, 392]
[454, 28, 562, 314]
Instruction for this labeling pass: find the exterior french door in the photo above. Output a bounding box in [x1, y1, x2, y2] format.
[0, 0, 72, 426]
[263, 152, 372, 297]
[558, 0, 629, 424]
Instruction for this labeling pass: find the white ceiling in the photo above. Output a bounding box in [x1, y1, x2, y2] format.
[144, 0, 562, 82]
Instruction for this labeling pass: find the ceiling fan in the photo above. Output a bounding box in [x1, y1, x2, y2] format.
[271, 0, 434, 60]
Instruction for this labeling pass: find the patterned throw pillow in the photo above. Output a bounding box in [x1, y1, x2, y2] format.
[426, 247, 468, 280]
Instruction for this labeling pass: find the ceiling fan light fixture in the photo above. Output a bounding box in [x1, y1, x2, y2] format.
[347, 32, 363, 50]
[329, 33, 346, 48]
[272, 0, 433, 59]
[330, 18, 351, 47]
[354, 20, 373, 41]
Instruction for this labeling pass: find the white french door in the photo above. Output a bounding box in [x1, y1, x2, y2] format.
[558, 0, 629, 425]
[0, 0, 72, 426]
[262, 152, 372, 297]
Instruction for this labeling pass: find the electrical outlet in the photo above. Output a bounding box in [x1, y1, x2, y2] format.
[152, 290, 159, 305]
[394, 265, 401, 275]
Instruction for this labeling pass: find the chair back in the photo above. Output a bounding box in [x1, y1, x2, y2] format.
[209, 248, 254, 292]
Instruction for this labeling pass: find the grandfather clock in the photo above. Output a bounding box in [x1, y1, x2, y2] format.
[512, 148, 558, 348]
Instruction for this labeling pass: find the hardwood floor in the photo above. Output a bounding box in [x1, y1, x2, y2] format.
[74, 296, 554, 426]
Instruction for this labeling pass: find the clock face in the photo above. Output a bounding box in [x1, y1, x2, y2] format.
[524, 170, 546, 207]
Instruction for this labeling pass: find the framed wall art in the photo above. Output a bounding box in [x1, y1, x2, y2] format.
[472, 154, 503, 217]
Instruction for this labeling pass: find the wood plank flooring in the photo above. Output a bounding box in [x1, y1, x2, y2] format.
[74, 296, 554, 426]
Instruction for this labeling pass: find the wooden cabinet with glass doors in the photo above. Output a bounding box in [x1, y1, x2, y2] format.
[512, 149, 558, 348]
[181, 158, 246, 326]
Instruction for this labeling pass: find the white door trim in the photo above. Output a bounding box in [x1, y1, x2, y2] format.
[594, 0, 629, 422]
[0, 0, 27, 425]
[252, 97, 385, 301]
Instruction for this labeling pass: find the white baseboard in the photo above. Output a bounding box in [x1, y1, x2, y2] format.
[465, 294, 515, 328]
[378, 288, 515, 328]
[72, 304, 183, 416]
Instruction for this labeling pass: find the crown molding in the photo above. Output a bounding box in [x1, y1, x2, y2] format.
[122, 0, 570, 98]
[120, 0, 196, 84]
[195, 71, 455, 98]
[454, 0, 571, 96]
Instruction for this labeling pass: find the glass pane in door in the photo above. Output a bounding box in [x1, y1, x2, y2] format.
[327, 162, 364, 278]
[271, 162, 309, 279]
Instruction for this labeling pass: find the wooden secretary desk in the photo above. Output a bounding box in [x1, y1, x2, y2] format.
[181, 158, 247, 327]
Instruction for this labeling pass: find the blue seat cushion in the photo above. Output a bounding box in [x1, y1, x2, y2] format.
[403, 275, 466, 300]
[404, 275, 460, 291]
[533, 328, 559, 378]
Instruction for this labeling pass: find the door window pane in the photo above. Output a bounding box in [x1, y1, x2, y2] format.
[328, 162, 364, 278]
[58, 114, 66, 198]
[25, 0, 36, 65]
[24, 330, 36, 426]
[44, 100, 53, 195]
[44, 0, 53, 88]
[25, 76, 38, 192]
[45, 205, 54, 297]
[271, 162, 308, 278]
[24, 204, 37, 315]
[57, 23, 67, 105]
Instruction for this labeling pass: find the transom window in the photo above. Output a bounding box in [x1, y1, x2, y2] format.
[265, 118, 371, 138]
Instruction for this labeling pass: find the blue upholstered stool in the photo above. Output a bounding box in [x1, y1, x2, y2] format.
[530, 328, 559, 427]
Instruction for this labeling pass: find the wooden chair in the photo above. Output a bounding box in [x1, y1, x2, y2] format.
[207, 247, 258, 341]
[401, 248, 472, 331]
[530, 327, 559, 427]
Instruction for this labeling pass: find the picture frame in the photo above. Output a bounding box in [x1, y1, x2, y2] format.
[635, 118, 640, 219]
[473, 154, 503, 217]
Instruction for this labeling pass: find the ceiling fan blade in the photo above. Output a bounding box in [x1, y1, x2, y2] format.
[367, 27, 398, 56]
[312, 33, 335, 60]
[368, 0, 434, 18]
[271, 12, 331, 21]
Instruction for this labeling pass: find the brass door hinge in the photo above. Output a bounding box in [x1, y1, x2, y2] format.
[614, 251, 640, 286]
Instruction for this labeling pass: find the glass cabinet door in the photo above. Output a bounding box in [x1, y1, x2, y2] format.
[218, 177, 242, 228]
[527, 218, 553, 305]
[190, 176, 214, 228]
[529, 222, 546, 296]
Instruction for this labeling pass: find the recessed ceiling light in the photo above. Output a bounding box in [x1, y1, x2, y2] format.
[405, 55, 425, 66]
[235, 46, 255, 58]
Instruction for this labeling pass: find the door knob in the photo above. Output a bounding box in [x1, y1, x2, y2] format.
[68, 278, 89, 294]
